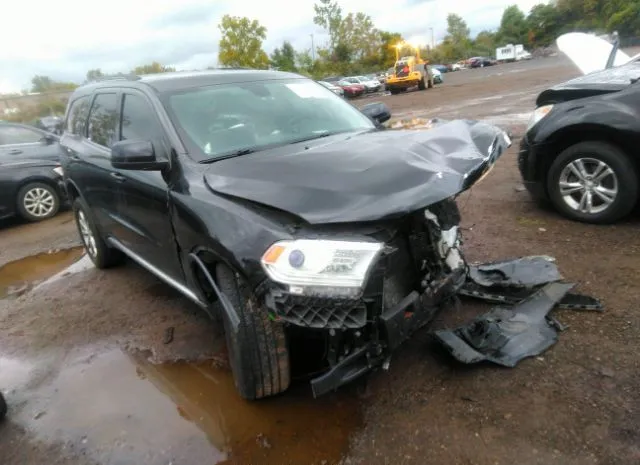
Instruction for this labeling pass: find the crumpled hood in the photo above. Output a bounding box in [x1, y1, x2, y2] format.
[203, 119, 509, 224]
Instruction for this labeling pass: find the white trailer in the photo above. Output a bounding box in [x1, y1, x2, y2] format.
[496, 44, 532, 62]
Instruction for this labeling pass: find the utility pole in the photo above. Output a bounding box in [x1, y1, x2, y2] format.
[429, 27, 434, 49]
[310, 34, 316, 61]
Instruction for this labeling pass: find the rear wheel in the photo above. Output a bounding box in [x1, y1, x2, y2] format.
[216, 265, 290, 400]
[418, 78, 426, 90]
[16, 182, 60, 222]
[72, 197, 124, 268]
[547, 141, 638, 224]
[389, 88, 400, 95]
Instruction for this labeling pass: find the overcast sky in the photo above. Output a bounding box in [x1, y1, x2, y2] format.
[0, 0, 540, 93]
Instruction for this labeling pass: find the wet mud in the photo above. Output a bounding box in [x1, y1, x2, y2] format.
[4, 345, 361, 465]
[0, 247, 84, 298]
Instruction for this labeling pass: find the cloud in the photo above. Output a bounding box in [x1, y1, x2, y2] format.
[0, 0, 539, 93]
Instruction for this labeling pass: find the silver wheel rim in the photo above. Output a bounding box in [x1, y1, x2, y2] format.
[23, 187, 56, 218]
[558, 157, 619, 215]
[77, 210, 98, 258]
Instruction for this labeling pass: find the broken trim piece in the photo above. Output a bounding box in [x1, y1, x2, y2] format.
[434, 282, 575, 367]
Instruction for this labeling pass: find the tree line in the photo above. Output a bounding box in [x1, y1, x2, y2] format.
[4, 0, 638, 98]
[218, 0, 638, 77]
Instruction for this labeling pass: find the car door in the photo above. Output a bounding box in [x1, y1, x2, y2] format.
[61, 92, 123, 236]
[0, 124, 61, 161]
[114, 90, 184, 282]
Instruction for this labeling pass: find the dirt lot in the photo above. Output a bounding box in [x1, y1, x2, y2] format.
[1, 55, 639, 465]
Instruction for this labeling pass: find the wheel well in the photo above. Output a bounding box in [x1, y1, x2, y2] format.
[17, 178, 59, 200]
[537, 125, 640, 192]
[191, 250, 220, 305]
[65, 181, 80, 202]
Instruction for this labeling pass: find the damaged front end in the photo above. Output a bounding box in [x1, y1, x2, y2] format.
[263, 198, 469, 397]
[214, 119, 514, 397]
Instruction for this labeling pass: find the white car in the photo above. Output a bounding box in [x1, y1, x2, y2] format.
[344, 76, 381, 93]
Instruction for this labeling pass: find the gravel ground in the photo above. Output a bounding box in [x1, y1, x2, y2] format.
[1, 54, 639, 465]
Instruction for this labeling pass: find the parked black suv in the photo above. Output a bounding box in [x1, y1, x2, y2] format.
[519, 35, 640, 224]
[60, 70, 510, 400]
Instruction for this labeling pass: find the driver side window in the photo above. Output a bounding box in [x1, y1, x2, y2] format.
[120, 94, 164, 144]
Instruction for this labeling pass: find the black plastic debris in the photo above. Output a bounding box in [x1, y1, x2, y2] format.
[460, 255, 603, 312]
[434, 282, 575, 367]
[467, 255, 562, 288]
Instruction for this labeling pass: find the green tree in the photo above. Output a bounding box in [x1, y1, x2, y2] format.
[131, 62, 176, 74]
[442, 14, 472, 60]
[217, 15, 269, 69]
[527, 3, 561, 46]
[313, 0, 382, 69]
[30, 75, 78, 93]
[496, 5, 528, 45]
[270, 41, 297, 72]
[85, 69, 105, 82]
[607, 2, 640, 37]
[473, 30, 497, 56]
[31, 75, 53, 92]
[313, 0, 344, 52]
[379, 31, 404, 68]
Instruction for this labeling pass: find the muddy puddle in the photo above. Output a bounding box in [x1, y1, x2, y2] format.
[0, 247, 85, 298]
[9, 346, 361, 465]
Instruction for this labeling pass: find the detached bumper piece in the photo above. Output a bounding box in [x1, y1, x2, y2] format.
[435, 255, 603, 367]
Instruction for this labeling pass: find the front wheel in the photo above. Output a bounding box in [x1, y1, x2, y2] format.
[72, 197, 124, 268]
[428, 78, 434, 88]
[418, 78, 426, 90]
[547, 141, 638, 224]
[216, 265, 290, 400]
[16, 182, 60, 222]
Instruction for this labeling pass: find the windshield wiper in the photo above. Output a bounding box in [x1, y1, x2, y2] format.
[198, 148, 257, 164]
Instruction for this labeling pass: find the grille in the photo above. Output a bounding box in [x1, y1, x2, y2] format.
[271, 293, 367, 329]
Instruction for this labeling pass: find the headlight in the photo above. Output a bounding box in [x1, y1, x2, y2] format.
[527, 104, 553, 130]
[53, 166, 64, 177]
[261, 239, 383, 295]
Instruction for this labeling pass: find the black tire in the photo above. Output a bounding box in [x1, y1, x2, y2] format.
[72, 197, 124, 268]
[216, 265, 290, 400]
[428, 77, 434, 88]
[547, 141, 638, 224]
[16, 182, 60, 222]
[0, 392, 6, 420]
[389, 88, 400, 95]
[418, 78, 426, 90]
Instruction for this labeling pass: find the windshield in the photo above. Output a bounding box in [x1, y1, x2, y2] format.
[163, 78, 374, 162]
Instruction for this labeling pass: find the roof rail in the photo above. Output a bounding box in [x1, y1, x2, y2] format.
[90, 73, 141, 83]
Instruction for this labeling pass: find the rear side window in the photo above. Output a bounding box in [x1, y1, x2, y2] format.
[120, 93, 164, 142]
[0, 125, 42, 145]
[87, 93, 119, 147]
[65, 96, 91, 136]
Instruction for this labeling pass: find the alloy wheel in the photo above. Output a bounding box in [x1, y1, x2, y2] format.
[558, 157, 619, 215]
[23, 187, 56, 218]
[77, 210, 98, 258]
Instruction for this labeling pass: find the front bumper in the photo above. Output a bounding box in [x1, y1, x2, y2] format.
[262, 198, 468, 396]
[518, 135, 547, 200]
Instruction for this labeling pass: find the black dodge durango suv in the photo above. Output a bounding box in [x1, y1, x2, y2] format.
[59, 70, 510, 400]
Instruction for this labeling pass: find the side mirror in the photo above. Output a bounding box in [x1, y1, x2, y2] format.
[361, 102, 392, 125]
[111, 140, 168, 171]
[41, 133, 58, 145]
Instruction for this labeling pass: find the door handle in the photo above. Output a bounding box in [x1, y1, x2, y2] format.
[110, 172, 126, 182]
[8, 149, 22, 155]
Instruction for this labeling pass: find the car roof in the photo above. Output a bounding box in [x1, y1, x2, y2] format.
[68, 69, 306, 98]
